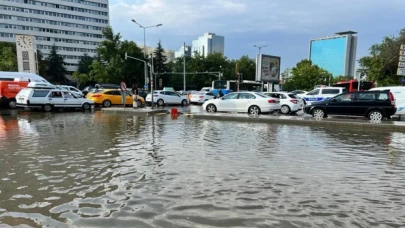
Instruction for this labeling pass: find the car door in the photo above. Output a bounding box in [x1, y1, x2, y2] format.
[351, 92, 375, 116]
[218, 93, 239, 111]
[205, 92, 215, 100]
[167, 91, 181, 104]
[304, 89, 320, 104]
[111, 90, 122, 104]
[48, 91, 65, 107]
[62, 91, 81, 108]
[326, 93, 354, 115]
[236, 93, 255, 112]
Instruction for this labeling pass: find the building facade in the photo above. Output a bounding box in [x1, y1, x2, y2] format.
[191, 32, 224, 57]
[0, 0, 109, 74]
[174, 45, 191, 58]
[309, 31, 357, 77]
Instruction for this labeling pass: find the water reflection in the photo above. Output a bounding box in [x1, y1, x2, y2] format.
[0, 113, 405, 227]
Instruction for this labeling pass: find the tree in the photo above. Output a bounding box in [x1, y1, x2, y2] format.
[235, 55, 256, 81]
[281, 68, 292, 81]
[152, 40, 169, 88]
[46, 44, 67, 84]
[358, 28, 405, 86]
[0, 42, 17, 71]
[78, 53, 94, 74]
[283, 59, 332, 91]
[331, 75, 354, 84]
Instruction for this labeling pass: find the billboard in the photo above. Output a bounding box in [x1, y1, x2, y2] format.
[309, 37, 347, 76]
[255, 54, 281, 83]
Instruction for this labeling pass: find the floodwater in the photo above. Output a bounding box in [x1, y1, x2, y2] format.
[1, 111, 405, 228]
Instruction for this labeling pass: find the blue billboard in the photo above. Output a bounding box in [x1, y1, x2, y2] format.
[310, 37, 347, 76]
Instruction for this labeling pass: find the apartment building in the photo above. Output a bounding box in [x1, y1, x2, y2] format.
[0, 0, 109, 73]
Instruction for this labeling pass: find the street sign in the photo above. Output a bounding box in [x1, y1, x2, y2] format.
[120, 81, 127, 91]
[400, 51, 405, 56]
[400, 56, 405, 62]
[397, 68, 405, 76]
[399, 62, 405, 68]
[401, 44, 405, 51]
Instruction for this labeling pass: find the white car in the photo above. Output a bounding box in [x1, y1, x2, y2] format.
[146, 90, 189, 106]
[200, 87, 212, 92]
[202, 92, 280, 115]
[263, 92, 304, 114]
[190, 91, 216, 104]
[58, 85, 84, 98]
[16, 82, 94, 112]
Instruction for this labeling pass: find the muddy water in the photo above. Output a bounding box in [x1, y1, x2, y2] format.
[0, 112, 405, 227]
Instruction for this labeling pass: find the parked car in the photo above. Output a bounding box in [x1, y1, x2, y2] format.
[16, 82, 94, 112]
[304, 90, 396, 121]
[200, 87, 212, 92]
[263, 92, 304, 114]
[0, 80, 29, 108]
[56, 85, 84, 98]
[302, 87, 346, 105]
[82, 84, 120, 96]
[202, 92, 280, 115]
[190, 91, 216, 104]
[146, 90, 188, 106]
[87, 89, 144, 107]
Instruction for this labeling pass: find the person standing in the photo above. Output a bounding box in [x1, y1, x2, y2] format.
[132, 83, 138, 109]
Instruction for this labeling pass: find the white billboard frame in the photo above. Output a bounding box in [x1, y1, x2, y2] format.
[255, 54, 281, 83]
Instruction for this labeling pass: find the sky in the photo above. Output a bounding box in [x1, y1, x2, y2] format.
[109, 0, 405, 71]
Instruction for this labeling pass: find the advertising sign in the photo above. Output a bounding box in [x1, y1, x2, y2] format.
[255, 54, 281, 83]
[398, 44, 405, 76]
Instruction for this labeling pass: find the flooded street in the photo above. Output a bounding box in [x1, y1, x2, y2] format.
[1, 111, 405, 227]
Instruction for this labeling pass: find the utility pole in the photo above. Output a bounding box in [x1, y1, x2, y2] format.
[183, 42, 186, 92]
[236, 62, 239, 92]
[150, 53, 155, 108]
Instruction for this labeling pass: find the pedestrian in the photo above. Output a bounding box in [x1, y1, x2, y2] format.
[218, 89, 224, 98]
[132, 83, 138, 109]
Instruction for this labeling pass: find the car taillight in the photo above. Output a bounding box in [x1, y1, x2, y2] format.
[199, 96, 204, 98]
[290, 99, 298, 104]
[268, 99, 276, 103]
[389, 92, 395, 106]
[153, 94, 158, 97]
[92, 94, 102, 98]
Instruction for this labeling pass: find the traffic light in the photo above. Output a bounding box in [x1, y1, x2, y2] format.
[239, 73, 243, 83]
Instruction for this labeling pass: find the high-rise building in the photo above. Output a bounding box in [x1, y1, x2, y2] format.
[191, 32, 224, 57]
[309, 31, 357, 77]
[175, 45, 191, 58]
[0, 0, 109, 74]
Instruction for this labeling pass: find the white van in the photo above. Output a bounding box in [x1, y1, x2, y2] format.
[302, 87, 346, 105]
[16, 82, 94, 112]
[369, 86, 405, 115]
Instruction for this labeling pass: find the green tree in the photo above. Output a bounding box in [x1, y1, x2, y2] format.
[331, 75, 354, 84]
[237, 55, 256, 81]
[283, 59, 332, 91]
[0, 42, 17, 71]
[78, 53, 94, 74]
[46, 44, 67, 84]
[152, 40, 169, 88]
[358, 28, 405, 86]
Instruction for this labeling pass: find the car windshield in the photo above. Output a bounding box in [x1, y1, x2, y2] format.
[288, 94, 299, 98]
[254, 93, 268, 98]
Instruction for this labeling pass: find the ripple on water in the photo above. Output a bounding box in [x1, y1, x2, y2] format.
[0, 113, 405, 227]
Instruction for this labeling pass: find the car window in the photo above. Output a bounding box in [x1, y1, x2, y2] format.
[254, 93, 268, 98]
[334, 93, 354, 102]
[32, 90, 50, 97]
[112, 91, 121, 96]
[70, 87, 80, 92]
[357, 93, 374, 101]
[279, 94, 287, 99]
[376, 93, 389, 101]
[239, 93, 255, 99]
[222, 93, 239, 100]
[307, 89, 320, 95]
[321, 89, 340, 94]
[63, 91, 74, 98]
[50, 91, 63, 98]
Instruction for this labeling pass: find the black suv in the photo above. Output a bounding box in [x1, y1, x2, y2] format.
[304, 90, 396, 121]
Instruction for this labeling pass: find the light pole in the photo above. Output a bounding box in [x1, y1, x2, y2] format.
[253, 44, 267, 55]
[131, 19, 162, 90]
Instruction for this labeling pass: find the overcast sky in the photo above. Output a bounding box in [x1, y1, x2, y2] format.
[109, 0, 405, 71]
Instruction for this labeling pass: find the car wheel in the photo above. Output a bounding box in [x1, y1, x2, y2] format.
[157, 99, 164, 106]
[102, 100, 111, 107]
[137, 100, 142, 107]
[248, 105, 261, 115]
[368, 110, 383, 121]
[312, 108, 325, 118]
[181, 99, 188, 106]
[82, 102, 91, 110]
[8, 99, 16, 109]
[280, 105, 291, 114]
[206, 104, 217, 113]
[43, 104, 52, 112]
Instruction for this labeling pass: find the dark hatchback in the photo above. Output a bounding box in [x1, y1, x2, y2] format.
[304, 90, 397, 121]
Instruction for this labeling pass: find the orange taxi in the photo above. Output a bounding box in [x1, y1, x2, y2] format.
[87, 89, 145, 107]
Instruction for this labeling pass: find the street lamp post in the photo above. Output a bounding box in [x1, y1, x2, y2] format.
[131, 19, 162, 90]
[253, 44, 267, 55]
